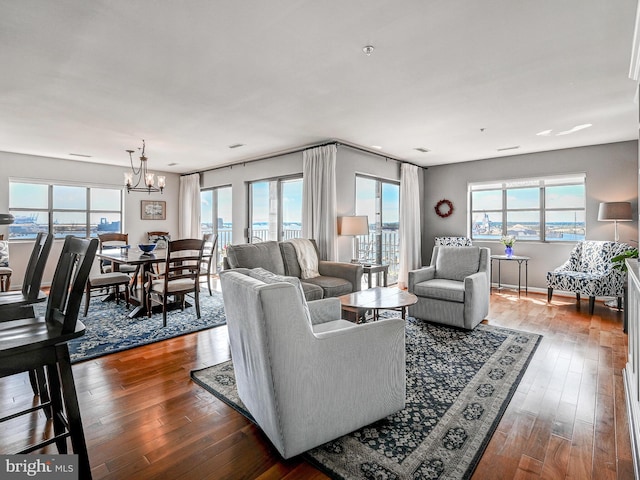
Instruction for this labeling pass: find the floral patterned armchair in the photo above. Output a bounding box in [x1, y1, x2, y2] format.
[434, 236, 472, 247]
[546, 241, 634, 315]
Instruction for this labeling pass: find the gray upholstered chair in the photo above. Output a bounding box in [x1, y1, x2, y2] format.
[219, 268, 406, 459]
[408, 246, 491, 330]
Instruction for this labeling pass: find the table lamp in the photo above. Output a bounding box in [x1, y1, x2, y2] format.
[338, 215, 369, 262]
[598, 202, 632, 242]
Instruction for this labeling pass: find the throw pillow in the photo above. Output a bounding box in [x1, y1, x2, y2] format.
[0, 241, 9, 267]
[248, 267, 311, 324]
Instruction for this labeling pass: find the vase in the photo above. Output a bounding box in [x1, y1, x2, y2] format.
[505, 246, 513, 258]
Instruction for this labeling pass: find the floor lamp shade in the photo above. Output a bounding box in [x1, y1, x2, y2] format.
[598, 202, 632, 242]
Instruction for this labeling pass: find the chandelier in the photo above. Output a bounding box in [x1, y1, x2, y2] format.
[123, 140, 165, 194]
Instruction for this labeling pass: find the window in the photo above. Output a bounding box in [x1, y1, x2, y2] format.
[355, 175, 400, 285]
[9, 181, 123, 239]
[249, 176, 302, 242]
[470, 174, 586, 242]
[201, 185, 232, 270]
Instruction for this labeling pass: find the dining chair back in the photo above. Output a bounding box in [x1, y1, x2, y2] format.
[147, 238, 204, 327]
[201, 233, 218, 295]
[0, 236, 98, 479]
[0, 238, 11, 292]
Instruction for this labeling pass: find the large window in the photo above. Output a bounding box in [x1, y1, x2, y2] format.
[470, 174, 586, 242]
[201, 185, 232, 271]
[9, 181, 123, 239]
[249, 176, 302, 242]
[355, 175, 400, 285]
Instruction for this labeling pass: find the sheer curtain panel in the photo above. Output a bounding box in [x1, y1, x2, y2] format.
[398, 163, 422, 289]
[179, 173, 202, 239]
[302, 145, 338, 260]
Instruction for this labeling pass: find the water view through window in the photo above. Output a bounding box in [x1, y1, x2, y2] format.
[470, 176, 586, 242]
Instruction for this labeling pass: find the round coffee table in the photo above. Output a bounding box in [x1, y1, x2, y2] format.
[338, 287, 418, 322]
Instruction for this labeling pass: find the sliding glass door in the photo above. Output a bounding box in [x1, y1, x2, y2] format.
[355, 175, 400, 285]
[201, 185, 232, 271]
[249, 176, 302, 242]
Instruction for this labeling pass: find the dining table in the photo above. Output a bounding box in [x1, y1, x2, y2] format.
[96, 246, 170, 318]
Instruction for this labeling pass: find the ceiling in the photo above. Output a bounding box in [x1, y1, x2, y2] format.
[1, 0, 638, 175]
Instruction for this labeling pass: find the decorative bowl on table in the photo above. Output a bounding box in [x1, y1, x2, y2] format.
[138, 243, 157, 254]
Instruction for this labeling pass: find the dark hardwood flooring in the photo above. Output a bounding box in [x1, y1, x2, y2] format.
[0, 282, 634, 479]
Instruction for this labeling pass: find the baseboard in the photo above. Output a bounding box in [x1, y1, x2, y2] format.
[624, 365, 640, 480]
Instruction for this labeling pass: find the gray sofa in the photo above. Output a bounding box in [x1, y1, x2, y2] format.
[219, 268, 406, 458]
[224, 240, 362, 300]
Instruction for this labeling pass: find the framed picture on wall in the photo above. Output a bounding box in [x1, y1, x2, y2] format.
[141, 200, 166, 220]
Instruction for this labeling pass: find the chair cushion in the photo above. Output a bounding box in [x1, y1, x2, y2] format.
[302, 275, 353, 298]
[0, 267, 12, 275]
[247, 267, 311, 323]
[0, 241, 8, 267]
[300, 282, 324, 301]
[89, 272, 131, 287]
[150, 278, 196, 293]
[435, 247, 480, 281]
[226, 241, 286, 275]
[413, 278, 465, 303]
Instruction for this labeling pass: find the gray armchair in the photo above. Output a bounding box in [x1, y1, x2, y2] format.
[408, 246, 491, 330]
[219, 268, 406, 459]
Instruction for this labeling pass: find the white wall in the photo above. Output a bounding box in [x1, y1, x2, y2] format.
[424, 141, 639, 291]
[0, 152, 180, 288]
[200, 145, 413, 262]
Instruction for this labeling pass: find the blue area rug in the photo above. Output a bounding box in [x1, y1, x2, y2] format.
[38, 291, 226, 363]
[192, 317, 541, 479]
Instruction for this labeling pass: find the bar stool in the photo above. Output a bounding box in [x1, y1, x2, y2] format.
[0, 236, 97, 479]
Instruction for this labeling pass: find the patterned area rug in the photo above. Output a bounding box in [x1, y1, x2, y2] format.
[191, 317, 541, 479]
[37, 291, 227, 363]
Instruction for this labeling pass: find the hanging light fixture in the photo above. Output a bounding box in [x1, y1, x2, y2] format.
[123, 140, 165, 194]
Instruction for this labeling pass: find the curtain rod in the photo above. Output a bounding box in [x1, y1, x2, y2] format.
[182, 140, 425, 176]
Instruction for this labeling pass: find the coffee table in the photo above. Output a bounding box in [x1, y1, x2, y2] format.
[339, 287, 418, 322]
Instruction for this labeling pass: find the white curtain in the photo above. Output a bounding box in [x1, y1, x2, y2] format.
[302, 145, 338, 260]
[179, 173, 201, 239]
[398, 163, 422, 289]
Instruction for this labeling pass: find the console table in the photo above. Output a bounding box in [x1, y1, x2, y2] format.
[490, 254, 530, 298]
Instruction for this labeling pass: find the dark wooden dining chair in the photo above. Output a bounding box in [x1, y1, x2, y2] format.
[0, 236, 12, 292]
[146, 238, 204, 327]
[0, 232, 54, 399]
[0, 236, 97, 479]
[200, 233, 218, 296]
[83, 235, 132, 316]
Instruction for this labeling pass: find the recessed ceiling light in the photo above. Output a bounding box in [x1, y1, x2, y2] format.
[69, 153, 92, 158]
[497, 146, 520, 152]
[167, 162, 178, 166]
[536, 130, 552, 136]
[414, 147, 430, 153]
[556, 123, 592, 136]
[228, 143, 244, 149]
[371, 145, 383, 150]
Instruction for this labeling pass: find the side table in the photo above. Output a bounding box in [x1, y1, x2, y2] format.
[490, 255, 530, 298]
[361, 264, 389, 288]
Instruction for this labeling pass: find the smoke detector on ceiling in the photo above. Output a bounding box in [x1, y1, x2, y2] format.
[362, 45, 375, 56]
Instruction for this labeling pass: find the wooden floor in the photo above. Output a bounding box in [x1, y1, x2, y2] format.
[0, 284, 635, 479]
